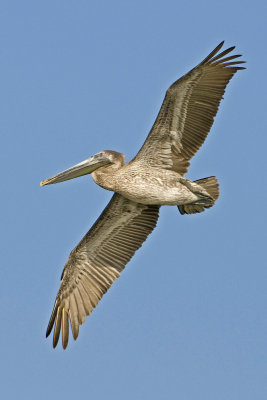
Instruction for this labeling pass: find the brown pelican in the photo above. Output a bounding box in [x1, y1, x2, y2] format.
[41, 42, 245, 349]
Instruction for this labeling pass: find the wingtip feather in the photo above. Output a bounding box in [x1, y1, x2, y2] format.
[46, 303, 58, 338]
[200, 41, 225, 65]
[62, 309, 69, 349]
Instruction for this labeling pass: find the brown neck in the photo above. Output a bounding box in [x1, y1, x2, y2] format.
[91, 160, 124, 191]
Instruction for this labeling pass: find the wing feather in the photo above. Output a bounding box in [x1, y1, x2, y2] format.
[134, 42, 245, 174]
[74, 288, 87, 325]
[69, 293, 79, 340]
[46, 194, 159, 348]
[52, 307, 62, 348]
[62, 309, 69, 349]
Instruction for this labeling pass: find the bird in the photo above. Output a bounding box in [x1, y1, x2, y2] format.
[41, 41, 245, 349]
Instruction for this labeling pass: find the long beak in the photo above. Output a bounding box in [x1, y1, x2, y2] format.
[40, 155, 111, 186]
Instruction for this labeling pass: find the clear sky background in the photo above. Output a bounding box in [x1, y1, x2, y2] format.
[1, 1, 266, 399]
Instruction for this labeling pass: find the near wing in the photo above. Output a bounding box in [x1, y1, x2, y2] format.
[134, 41, 245, 174]
[46, 194, 159, 349]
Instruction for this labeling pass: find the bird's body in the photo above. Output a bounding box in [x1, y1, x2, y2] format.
[93, 161, 210, 205]
[41, 42, 245, 348]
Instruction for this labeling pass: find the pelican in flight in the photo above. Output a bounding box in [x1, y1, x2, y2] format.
[41, 42, 245, 348]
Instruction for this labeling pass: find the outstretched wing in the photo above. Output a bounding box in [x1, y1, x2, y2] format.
[134, 42, 245, 174]
[46, 194, 159, 349]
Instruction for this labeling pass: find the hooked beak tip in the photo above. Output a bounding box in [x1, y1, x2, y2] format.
[40, 178, 52, 187]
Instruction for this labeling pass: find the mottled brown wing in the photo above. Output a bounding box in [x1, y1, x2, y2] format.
[134, 42, 245, 174]
[46, 194, 159, 349]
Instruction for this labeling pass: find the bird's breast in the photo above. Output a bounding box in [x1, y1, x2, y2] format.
[93, 167, 198, 206]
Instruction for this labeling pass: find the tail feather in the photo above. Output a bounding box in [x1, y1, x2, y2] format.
[178, 176, 219, 215]
[194, 176, 219, 201]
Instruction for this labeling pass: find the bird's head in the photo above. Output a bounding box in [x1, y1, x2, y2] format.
[40, 150, 125, 187]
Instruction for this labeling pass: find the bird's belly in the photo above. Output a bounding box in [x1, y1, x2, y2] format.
[116, 180, 198, 205]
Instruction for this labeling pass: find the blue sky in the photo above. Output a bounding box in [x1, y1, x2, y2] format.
[1, 1, 267, 399]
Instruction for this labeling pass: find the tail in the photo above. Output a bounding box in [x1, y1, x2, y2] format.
[178, 176, 219, 215]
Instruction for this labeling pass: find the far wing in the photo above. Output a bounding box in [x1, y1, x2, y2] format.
[134, 42, 245, 174]
[46, 194, 159, 349]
